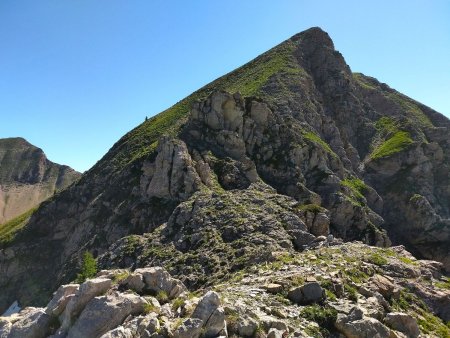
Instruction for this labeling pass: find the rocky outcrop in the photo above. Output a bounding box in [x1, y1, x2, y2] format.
[3, 243, 450, 337]
[0, 138, 80, 224]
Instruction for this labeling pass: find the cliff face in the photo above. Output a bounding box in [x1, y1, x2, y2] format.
[0, 26, 449, 322]
[0, 138, 81, 224]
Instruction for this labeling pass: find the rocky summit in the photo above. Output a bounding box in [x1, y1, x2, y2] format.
[0, 137, 80, 225]
[0, 27, 449, 337]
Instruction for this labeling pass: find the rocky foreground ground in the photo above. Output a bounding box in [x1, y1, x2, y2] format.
[1, 242, 449, 338]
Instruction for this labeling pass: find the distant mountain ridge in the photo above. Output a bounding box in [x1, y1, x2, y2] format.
[0, 137, 81, 224]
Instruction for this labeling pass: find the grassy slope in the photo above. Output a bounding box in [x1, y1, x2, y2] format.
[0, 207, 37, 245]
[97, 40, 301, 171]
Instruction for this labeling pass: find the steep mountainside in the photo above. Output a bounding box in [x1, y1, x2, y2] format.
[0, 27, 449, 332]
[0, 137, 81, 225]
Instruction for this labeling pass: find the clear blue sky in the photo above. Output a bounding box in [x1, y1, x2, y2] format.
[1, 1, 449, 172]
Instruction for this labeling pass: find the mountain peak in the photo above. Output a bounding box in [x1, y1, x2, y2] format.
[0, 137, 81, 224]
[291, 26, 335, 49]
[0, 137, 35, 150]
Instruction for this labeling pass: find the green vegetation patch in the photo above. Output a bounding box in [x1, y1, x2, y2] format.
[0, 207, 37, 244]
[435, 277, 450, 290]
[353, 73, 377, 91]
[340, 177, 368, 201]
[375, 116, 399, 135]
[296, 204, 327, 213]
[391, 288, 450, 337]
[300, 305, 338, 335]
[367, 252, 388, 266]
[370, 131, 413, 160]
[226, 41, 303, 96]
[75, 251, 97, 283]
[386, 93, 433, 128]
[303, 131, 336, 156]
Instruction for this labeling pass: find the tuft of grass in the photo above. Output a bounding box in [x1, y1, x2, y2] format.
[112, 271, 130, 284]
[156, 290, 169, 303]
[0, 207, 37, 244]
[172, 297, 185, 311]
[344, 284, 359, 302]
[143, 302, 159, 314]
[301, 305, 338, 336]
[370, 131, 413, 160]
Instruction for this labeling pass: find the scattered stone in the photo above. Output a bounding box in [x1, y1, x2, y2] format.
[173, 318, 203, 338]
[264, 284, 283, 294]
[288, 282, 325, 305]
[236, 316, 258, 337]
[384, 312, 420, 338]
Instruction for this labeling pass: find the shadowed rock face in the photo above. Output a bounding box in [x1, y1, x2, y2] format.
[0, 137, 81, 224]
[0, 27, 449, 314]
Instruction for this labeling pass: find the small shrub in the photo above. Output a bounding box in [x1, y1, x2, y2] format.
[75, 251, 97, 283]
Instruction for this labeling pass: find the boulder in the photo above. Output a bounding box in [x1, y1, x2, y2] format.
[123, 273, 145, 294]
[66, 292, 147, 338]
[59, 277, 112, 332]
[137, 313, 160, 336]
[99, 326, 134, 338]
[384, 312, 420, 338]
[287, 282, 325, 305]
[369, 275, 398, 299]
[0, 317, 12, 338]
[45, 284, 79, 316]
[135, 267, 187, 299]
[335, 307, 390, 338]
[267, 328, 285, 338]
[173, 318, 203, 338]
[145, 137, 201, 201]
[236, 316, 258, 337]
[263, 284, 283, 294]
[191, 291, 227, 337]
[8, 307, 52, 338]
